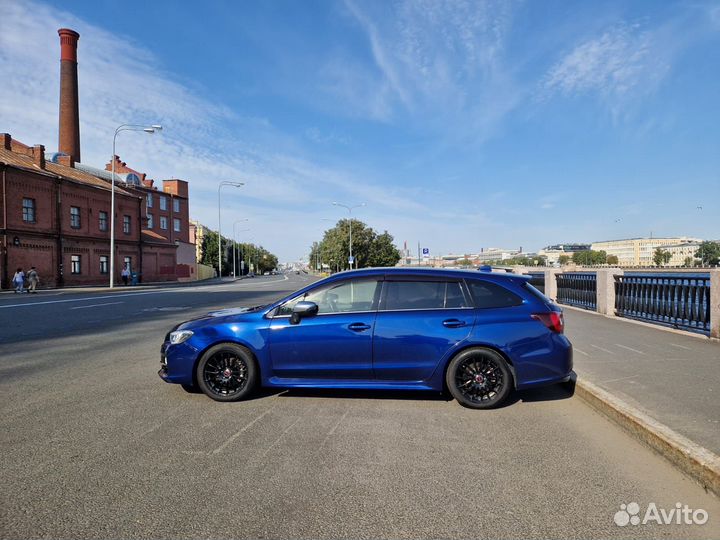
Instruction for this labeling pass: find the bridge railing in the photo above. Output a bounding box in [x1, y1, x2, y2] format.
[556, 272, 597, 310]
[527, 272, 545, 294]
[614, 273, 711, 335]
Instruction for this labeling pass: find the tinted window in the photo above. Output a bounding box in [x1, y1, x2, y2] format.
[382, 281, 469, 310]
[467, 280, 523, 309]
[277, 279, 379, 315]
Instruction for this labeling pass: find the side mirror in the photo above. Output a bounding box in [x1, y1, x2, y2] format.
[290, 301, 319, 325]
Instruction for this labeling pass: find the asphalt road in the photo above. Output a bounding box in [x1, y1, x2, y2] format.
[1, 273, 719, 539]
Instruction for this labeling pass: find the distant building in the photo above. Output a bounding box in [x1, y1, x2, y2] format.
[591, 237, 702, 267]
[189, 220, 209, 264]
[475, 248, 521, 263]
[538, 243, 591, 264]
[656, 241, 703, 266]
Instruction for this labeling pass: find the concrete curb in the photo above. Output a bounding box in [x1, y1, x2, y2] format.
[575, 376, 720, 498]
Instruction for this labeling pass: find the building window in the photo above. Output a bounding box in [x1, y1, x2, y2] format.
[160, 216, 168, 230]
[22, 198, 36, 222]
[173, 198, 180, 212]
[123, 215, 131, 234]
[159, 196, 167, 211]
[71, 255, 81, 274]
[124, 256, 132, 272]
[100, 255, 109, 274]
[173, 218, 181, 232]
[147, 193, 153, 208]
[70, 206, 81, 229]
[147, 213, 154, 229]
[99, 211, 108, 231]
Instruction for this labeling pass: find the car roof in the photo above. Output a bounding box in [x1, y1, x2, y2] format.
[325, 267, 531, 282]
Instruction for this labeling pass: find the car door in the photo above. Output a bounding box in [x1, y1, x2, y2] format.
[268, 277, 381, 380]
[372, 277, 475, 381]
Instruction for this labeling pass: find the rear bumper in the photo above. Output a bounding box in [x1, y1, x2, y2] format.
[515, 337, 573, 390]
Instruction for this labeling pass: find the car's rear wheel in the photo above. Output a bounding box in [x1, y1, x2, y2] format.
[196, 343, 257, 402]
[446, 347, 512, 409]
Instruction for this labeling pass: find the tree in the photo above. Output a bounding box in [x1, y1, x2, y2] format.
[683, 256, 694, 268]
[695, 241, 720, 267]
[653, 248, 671, 267]
[311, 219, 401, 271]
[456, 258, 474, 267]
[558, 255, 570, 265]
[606, 254, 619, 265]
[572, 250, 607, 266]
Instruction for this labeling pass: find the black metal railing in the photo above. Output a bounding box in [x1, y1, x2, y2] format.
[527, 272, 545, 293]
[556, 273, 597, 309]
[614, 273, 711, 335]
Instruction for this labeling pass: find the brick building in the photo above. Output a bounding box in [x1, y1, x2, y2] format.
[0, 27, 196, 288]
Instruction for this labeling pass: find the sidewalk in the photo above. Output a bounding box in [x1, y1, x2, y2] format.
[563, 307, 720, 455]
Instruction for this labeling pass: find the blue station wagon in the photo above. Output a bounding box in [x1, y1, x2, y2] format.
[159, 268, 573, 409]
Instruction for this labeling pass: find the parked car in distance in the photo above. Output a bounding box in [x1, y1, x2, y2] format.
[263, 271, 270, 275]
[159, 268, 573, 409]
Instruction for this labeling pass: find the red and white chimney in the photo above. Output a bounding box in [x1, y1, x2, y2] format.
[58, 28, 80, 163]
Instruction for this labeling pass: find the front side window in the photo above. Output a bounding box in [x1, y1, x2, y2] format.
[99, 211, 108, 231]
[70, 206, 81, 229]
[71, 255, 81, 274]
[123, 215, 131, 234]
[159, 196, 167, 211]
[382, 280, 469, 310]
[160, 216, 168, 230]
[99, 255, 108, 274]
[173, 198, 180, 212]
[22, 198, 36, 222]
[173, 218, 181, 232]
[277, 279, 380, 316]
[467, 280, 523, 309]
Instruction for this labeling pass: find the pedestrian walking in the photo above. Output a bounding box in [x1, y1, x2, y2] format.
[27, 266, 39, 293]
[121, 264, 130, 286]
[12, 267, 25, 293]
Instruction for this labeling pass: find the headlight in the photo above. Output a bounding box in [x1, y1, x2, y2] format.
[169, 330, 194, 344]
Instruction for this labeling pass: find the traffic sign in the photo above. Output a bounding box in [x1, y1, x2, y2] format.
[348, 256, 355, 264]
[422, 248, 430, 256]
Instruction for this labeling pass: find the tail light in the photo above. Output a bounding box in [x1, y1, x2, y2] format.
[532, 311, 564, 333]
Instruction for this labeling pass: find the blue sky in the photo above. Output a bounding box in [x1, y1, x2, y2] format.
[1, 0, 718, 261]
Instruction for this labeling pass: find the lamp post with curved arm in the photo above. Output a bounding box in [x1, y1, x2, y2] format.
[217, 181, 244, 279]
[332, 202, 365, 269]
[110, 123, 162, 288]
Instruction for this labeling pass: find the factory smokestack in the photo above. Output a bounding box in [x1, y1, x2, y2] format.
[58, 28, 80, 162]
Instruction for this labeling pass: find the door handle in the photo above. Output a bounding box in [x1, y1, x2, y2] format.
[348, 323, 372, 332]
[442, 319, 466, 328]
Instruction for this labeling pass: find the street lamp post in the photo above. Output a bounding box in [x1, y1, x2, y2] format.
[332, 202, 365, 269]
[233, 221, 250, 277]
[217, 181, 244, 279]
[110, 123, 162, 288]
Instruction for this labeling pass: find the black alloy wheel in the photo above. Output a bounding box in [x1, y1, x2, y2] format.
[196, 343, 257, 402]
[446, 347, 512, 409]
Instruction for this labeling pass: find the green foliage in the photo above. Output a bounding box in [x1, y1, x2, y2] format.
[653, 248, 672, 267]
[200, 229, 278, 276]
[456, 258, 474, 267]
[558, 255, 571, 265]
[695, 241, 720, 266]
[572, 250, 607, 266]
[310, 219, 401, 271]
[683, 256, 694, 268]
[606, 254, 619, 265]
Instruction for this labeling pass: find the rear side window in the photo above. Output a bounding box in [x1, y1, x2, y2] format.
[467, 280, 523, 309]
[382, 281, 469, 310]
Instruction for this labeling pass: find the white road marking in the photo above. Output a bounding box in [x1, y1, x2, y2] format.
[261, 415, 305, 458]
[321, 409, 350, 448]
[211, 402, 278, 455]
[670, 343, 692, 351]
[590, 344, 615, 355]
[0, 275, 293, 309]
[70, 301, 124, 310]
[615, 344, 646, 355]
[600, 375, 639, 384]
[574, 348, 589, 357]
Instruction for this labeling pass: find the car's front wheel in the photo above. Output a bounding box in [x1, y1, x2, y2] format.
[446, 347, 512, 409]
[196, 343, 257, 402]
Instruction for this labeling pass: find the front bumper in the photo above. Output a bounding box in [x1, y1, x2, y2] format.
[157, 340, 197, 385]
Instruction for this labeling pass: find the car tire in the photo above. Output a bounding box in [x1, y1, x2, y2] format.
[446, 347, 512, 409]
[195, 343, 257, 402]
